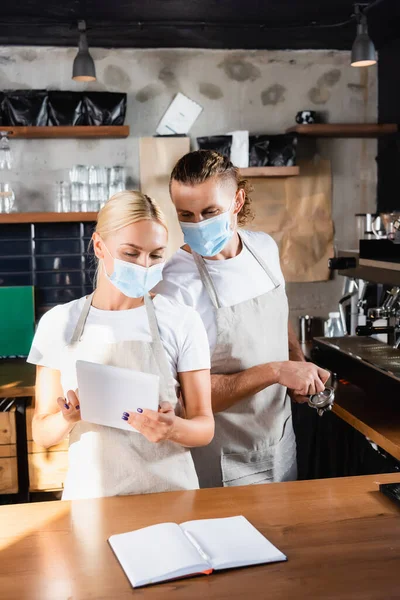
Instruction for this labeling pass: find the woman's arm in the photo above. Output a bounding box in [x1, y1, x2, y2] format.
[32, 366, 80, 448]
[172, 368, 214, 446]
[126, 369, 214, 447]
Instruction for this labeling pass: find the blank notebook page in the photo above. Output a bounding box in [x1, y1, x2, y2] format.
[109, 522, 209, 587]
[180, 515, 287, 570]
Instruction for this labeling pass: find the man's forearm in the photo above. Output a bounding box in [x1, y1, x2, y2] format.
[211, 364, 279, 413]
[288, 320, 306, 362]
[288, 319, 309, 404]
[210, 321, 319, 413]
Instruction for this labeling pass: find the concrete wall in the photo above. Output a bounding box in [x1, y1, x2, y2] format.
[0, 47, 378, 327]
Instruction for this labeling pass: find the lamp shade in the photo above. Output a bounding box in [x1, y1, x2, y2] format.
[72, 23, 97, 82]
[351, 16, 377, 67]
[72, 50, 96, 82]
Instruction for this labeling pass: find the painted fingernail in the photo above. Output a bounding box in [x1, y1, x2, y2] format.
[122, 412, 129, 417]
[121, 415, 129, 421]
[64, 403, 69, 410]
[76, 405, 80, 410]
[137, 408, 143, 414]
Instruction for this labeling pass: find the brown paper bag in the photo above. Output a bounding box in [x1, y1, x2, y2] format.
[247, 158, 334, 282]
[139, 137, 190, 258]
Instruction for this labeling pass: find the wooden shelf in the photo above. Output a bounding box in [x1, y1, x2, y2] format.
[0, 212, 97, 224]
[240, 166, 299, 177]
[286, 123, 398, 138]
[1, 126, 129, 139]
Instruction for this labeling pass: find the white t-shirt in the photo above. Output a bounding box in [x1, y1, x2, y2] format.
[27, 294, 210, 393]
[155, 230, 285, 352]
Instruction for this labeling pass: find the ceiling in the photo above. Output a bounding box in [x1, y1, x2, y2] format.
[0, 0, 399, 51]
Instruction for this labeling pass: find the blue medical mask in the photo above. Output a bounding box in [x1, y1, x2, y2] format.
[102, 243, 164, 298]
[179, 199, 235, 257]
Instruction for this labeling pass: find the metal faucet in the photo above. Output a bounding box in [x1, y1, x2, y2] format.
[356, 286, 400, 348]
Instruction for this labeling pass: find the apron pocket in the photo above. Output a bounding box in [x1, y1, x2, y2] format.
[221, 447, 274, 487]
[220, 415, 297, 487]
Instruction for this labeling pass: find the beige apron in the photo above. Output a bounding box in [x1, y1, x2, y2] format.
[191, 232, 297, 488]
[62, 293, 199, 500]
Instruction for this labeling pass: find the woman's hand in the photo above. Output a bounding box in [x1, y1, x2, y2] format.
[123, 402, 176, 443]
[56, 389, 81, 424]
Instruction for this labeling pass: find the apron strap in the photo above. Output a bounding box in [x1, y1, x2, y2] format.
[192, 251, 222, 310]
[70, 292, 95, 343]
[71, 292, 175, 397]
[238, 231, 281, 288]
[144, 294, 176, 388]
[192, 230, 281, 308]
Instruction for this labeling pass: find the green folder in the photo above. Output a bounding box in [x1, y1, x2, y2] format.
[0, 286, 35, 357]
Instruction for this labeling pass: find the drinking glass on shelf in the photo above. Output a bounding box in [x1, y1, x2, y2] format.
[109, 166, 126, 197]
[80, 183, 90, 203]
[70, 182, 82, 211]
[70, 182, 89, 211]
[88, 165, 108, 185]
[69, 165, 88, 184]
[80, 184, 91, 211]
[89, 185, 100, 212]
[88, 165, 97, 185]
[97, 166, 108, 185]
[55, 182, 71, 213]
[0, 132, 13, 170]
[108, 181, 125, 198]
[98, 183, 109, 207]
[81, 201, 99, 212]
[109, 166, 125, 184]
[0, 183, 16, 213]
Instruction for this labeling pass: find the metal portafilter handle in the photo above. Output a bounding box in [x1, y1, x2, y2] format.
[308, 386, 335, 417]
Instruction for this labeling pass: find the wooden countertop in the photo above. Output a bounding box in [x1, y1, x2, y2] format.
[0, 359, 35, 398]
[0, 474, 399, 599]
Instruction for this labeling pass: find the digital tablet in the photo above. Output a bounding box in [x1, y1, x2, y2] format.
[76, 360, 160, 432]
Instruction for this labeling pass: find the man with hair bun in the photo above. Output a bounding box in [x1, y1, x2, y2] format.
[156, 150, 329, 488]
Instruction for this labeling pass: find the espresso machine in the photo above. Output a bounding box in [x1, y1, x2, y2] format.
[293, 218, 400, 481]
[314, 220, 400, 390]
[356, 286, 400, 348]
[293, 240, 400, 481]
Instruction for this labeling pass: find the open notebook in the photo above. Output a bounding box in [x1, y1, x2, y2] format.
[109, 515, 287, 588]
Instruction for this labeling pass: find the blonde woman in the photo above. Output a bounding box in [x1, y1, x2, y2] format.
[28, 191, 214, 500]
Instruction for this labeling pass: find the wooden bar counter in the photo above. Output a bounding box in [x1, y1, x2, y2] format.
[0, 473, 400, 599]
[0, 359, 35, 399]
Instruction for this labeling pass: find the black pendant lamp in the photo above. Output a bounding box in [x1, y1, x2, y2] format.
[351, 4, 377, 67]
[72, 20, 96, 82]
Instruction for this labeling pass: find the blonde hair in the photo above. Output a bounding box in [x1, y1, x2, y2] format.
[96, 190, 167, 237]
[91, 190, 168, 287]
[170, 150, 254, 226]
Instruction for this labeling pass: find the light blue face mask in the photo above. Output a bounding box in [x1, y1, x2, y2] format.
[103, 243, 165, 298]
[179, 199, 235, 257]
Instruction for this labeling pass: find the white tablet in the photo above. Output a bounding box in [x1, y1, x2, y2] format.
[76, 360, 160, 432]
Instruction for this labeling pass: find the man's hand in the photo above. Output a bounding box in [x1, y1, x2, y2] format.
[272, 361, 330, 396]
[288, 390, 309, 404]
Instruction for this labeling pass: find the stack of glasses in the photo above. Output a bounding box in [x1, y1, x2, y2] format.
[0, 131, 16, 214]
[56, 165, 126, 213]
